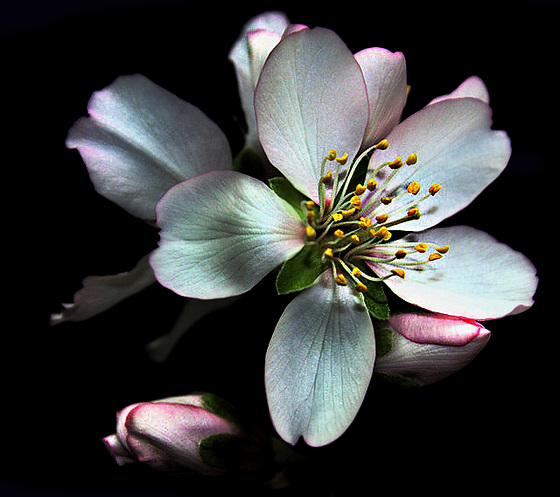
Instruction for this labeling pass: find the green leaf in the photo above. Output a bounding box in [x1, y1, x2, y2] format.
[362, 280, 390, 320]
[269, 177, 310, 221]
[276, 244, 328, 295]
[374, 328, 394, 358]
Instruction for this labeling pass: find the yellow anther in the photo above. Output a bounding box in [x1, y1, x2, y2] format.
[306, 200, 316, 210]
[435, 245, 450, 254]
[355, 282, 368, 293]
[383, 230, 393, 241]
[429, 184, 442, 196]
[407, 182, 421, 195]
[428, 253, 443, 261]
[336, 152, 349, 165]
[334, 229, 345, 238]
[395, 249, 407, 259]
[351, 234, 361, 244]
[306, 226, 316, 241]
[335, 274, 348, 286]
[324, 248, 334, 259]
[355, 184, 366, 196]
[332, 213, 344, 222]
[351, 267, 362, 277]
[380, 196, 392, 205]
[359, 217, 373, 229]
[321, 170, 333, 184]
[374, 139, 389, 150]
[326, 149, 337, 161]
[375, 213, 389, 224]
[406, 153, 418, 165]
[391, 268, 406, 279]
[350, 196, 362, 210]
[407, 207, 421, 219]
[415, 242, 428, 253]
[366, 178, 377, 191]
[342, 208, 356, 218]
[306, 211, 315, 223]
[388, 156, 404, 169]
[370, 226, 388, 239]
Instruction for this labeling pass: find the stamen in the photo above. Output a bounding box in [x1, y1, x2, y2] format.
[323, 248, 334, 260]
[380, 196, 392, 205]
[351, 235, 361, 244]
[306, 200, 316, 211]
[351, 267, 362, 277]
[407, 182, 421, 195]
[374, 139, 389, 150]
[332, 213, 344, 222]
[428, 253, 443, 261]
[388, 157, 403, 169]
[355, 184, 366, 196]
[321, 170, 333, 184]
[391, 268, 406, 279]
[350, 196, 362, 210]
[358, 217, 373, 229]
[355, 282, 368, 293]
[307, 211, 315, 223]
[435, 245, 450, 254]
[407, 207, 421, 219]
[306, 226, 316, 241]
[375, 213, 388, 224]
[335, 152, 349, 165]
[326, 149, 337, 161]
[334, 229, 345, 238]
[335, 274, 348, 286]
[429, 184, 442, 196]
[406, 153, 418, 165]
[366, 178, 377, 191]
[395, 249, 407, 259]
[414, 243, 428, 253]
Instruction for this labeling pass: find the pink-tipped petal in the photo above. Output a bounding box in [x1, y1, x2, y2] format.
[428, 75, 490, 106]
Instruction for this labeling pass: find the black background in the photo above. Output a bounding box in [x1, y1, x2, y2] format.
[4, 1, 554, 495]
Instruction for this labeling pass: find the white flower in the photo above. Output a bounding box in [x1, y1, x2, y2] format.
[150, 26, 537, 447]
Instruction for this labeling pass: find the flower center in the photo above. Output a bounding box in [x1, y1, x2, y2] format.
[303, 141, 449, 294]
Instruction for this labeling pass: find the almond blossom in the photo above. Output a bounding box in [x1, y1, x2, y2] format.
[150, 26, 537, 446]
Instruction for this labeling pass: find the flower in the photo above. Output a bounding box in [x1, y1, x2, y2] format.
[374, 312, 491, 386]
[150, 27, 537, 446]
[51, 74, 233, 324]
[103, 393, 272, 476]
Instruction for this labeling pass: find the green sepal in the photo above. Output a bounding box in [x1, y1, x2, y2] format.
[374, 328, 394, 358]
[198, 433, 244, 471]
[269, 177, 310, 221]
[362, 280, 390, 320]
[276, 244, 328, 295]
[200, 393, 243, 430]
[375, 372, 422, 388]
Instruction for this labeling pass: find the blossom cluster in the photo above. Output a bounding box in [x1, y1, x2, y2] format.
[53, 11, 537, 474]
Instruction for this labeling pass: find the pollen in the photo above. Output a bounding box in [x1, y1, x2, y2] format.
[306, 200, 316, 210]
[414, 242, 428, 253]
[351, 267, 362, 277]
[370, 226, 388, 239]
[375, 213, 389, 223]
[342, 208, 356, 218]
[391, 268, 406, 279]
[324, 248, 334, 259]
[351, 234, 361, 244]
[380, 196, 392, 205]
[332, 212, 344, 222]
[321, 170, 333, 184]
[407, 207, 420, 219]
[355, 282, 368, 293]
[306, 226, 316, 241]
[335, 274, 348, 286]
[306, 210, 315, 223]
[336, 152, 349, 165]
[388, 156, 403, 169]
[374, 139, 389, 150]
[334, 229, 345, 238]
[359, 217, 373, 229]
[435, 245, 450, 254]
[355, 184, 366, 196]
[350, 196, 362, 210]
[395, 249, 407, 259]
[407, 182, 421, 195]
[406, 153, 418, 165]
[428, 252, 443, 261]
[366, 178, 377, 191]
[326, 149, 337, 161]
[429, 183, 442, 196]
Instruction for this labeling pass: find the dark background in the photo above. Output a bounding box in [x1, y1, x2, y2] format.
[4, 0, 554, 495]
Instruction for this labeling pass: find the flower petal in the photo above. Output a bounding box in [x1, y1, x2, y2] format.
[428, 75, 490, 106]
[50, 254, 156, 324]
[228, 12, 289, 149]
[150, 171, 305, 299]
[255, 27, 369, 201]
[368, 225, 538, 319]
[375, 313, 490, 385]
[67, 74, 232, 220]
[265, 271, 375, 446]
[354, 48, 407, 148]
[364, 98, 511, 230]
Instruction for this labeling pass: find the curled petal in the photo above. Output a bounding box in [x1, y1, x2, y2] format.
[368, 226, 538, 320]
[255, 27, 369, 201]
[376, 313, 491, 385]
[265, 272, 375, 446]
[67, 74, 232, 220]
[150, 171, 305, 299]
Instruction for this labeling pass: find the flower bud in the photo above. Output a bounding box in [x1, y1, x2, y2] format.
[102, 393, 273, 476]
[375, 312, 490, 386]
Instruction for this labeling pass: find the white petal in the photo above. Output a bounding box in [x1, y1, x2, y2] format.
[428, 76, 490, 106]
[354, 48, 407, 148]
[375, 314, 491, 385]
[67, 74, 232, 220]
[364, 98, 511, 230]
[255, 27, 369, 201]
[228, 12, 289, 149]
[50, 254, 156, 324]
[265, 272, 375, 446]
[369, 226, 538, 319]
[150, 171, 305, 299]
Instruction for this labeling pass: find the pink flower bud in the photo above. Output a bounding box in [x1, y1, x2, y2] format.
[102, 394, 271, 476]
